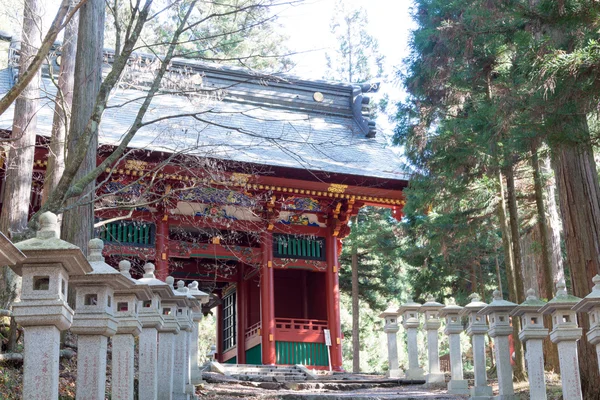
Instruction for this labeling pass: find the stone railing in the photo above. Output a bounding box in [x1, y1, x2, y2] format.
[380, 279, 600, 399]
[5, 212, 209, 400]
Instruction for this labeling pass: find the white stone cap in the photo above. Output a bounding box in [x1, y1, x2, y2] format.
[176, 280, 201, 311]
[439, 297, 463, 316]
[540, 281, 582, 314]
[479, 290, 517, 315]
[573, 275, 600, 313]
[397, 297, 422, 313]
[459, 292, 488, 316]
[420, 294, 444, 312]
[187, 281, 209, 304]
[136, 263, 176, 300]
[0, 231, 25, 267]
[511, 288, 547, 317]
[379, 303, 399, 318]
[165, 276, 191, 307]
[12, 212, 92, 276]
[113, 259, 153, 300]
[70, 239, 137, 290]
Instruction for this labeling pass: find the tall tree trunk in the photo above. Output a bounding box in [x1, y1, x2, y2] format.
[502, 165, 527, 382]
[544, 155, 565, 284]
[60, 0, 105, 252]
[497, 170, 516, 302]
[531, 144, 561, 372]
[0, 0, 43, 351]
[42, 2, 79, 205]
[551, 114, 600, 398]
[0, 0, 43, 304]
[351, 215, 360, 373]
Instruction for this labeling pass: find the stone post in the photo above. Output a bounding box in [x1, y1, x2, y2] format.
[70, 239, 136, 400]
[460, 293, 492, 400]
[420, 295, 445, 386]
[379, 304, 402, 378]
[169, 277, 194, 400]
[111, 260, 152, 400]
[440, 298, 468, 395]
[158, 293, 181, 400]
[11, 212, 91, 400]
[137, 262, 176, 400]
[398, 298, 424, 379]
[188, 281, 209, 385]
[479, 290, 517, 400]
[573, 274, 600, 373]
[511, 289, 549, 400]
[540, 281, 583, 400]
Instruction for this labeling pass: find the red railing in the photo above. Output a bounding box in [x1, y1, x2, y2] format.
[275, 318, 327, 342]
[245, 321, 261, 339]
[245, 321, 262, 349]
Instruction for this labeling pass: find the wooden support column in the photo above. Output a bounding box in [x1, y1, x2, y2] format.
[326, 235, 343, 371]
[155, 212, 169, 281]
[237, 265, 247, 364]
[216, 300, 223, 363]
[260, 230, 276, 365]
[302, 270, 308, 319]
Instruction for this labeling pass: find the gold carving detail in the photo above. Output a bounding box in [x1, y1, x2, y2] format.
[125, 160, 148, 171]
[327, 184, 348, 194]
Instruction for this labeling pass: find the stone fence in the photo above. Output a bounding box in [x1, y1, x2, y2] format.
[2, 212, 209, 400]
[380, 278, 600, 400]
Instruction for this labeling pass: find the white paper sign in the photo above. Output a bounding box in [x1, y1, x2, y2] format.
[324, 329, 332, 346]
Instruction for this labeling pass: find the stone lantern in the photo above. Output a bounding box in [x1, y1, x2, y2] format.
[136, 262, 174, 400]
[70, 239, 134, 400]
[420, 295, 444, 386]
[479, 290, 517, 399]
[112, 259, 153, 400]
[188, 281, 210, 385]
[10, 212, 92, 400]
[540, 281, 583, 400]
[168, 277, 197, 400]
[398, 297, 424, 379]
[0, 230, 25, 266]
[573, 274, 600, 374]
[379, 304, 402, 378]
[459, 293, 492, 399]
[511, 288, 548, 400]
[439, 298, 468, 395]
[157, 277, 182, 400]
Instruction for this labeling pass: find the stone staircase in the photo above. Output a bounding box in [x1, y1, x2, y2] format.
[220, 363, 310, 382]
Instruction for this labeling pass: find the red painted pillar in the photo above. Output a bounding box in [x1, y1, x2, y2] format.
[237, 265, 247, 364]
[155, 213, 169, 281]
[326, 235, 343, 371]
[260, 230, 276, 365]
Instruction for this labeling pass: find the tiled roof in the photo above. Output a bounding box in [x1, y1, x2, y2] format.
[0, 56, 408, 182]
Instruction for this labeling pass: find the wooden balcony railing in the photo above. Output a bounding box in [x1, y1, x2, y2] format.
[274, 318, 327, 342]
[245, 321, 262, 349]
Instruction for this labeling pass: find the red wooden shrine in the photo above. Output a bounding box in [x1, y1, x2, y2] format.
[0, 50, 409, 370]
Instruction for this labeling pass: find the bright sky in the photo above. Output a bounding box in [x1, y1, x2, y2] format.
[276, 0, 415, 142]
[277, 0, 415, 81]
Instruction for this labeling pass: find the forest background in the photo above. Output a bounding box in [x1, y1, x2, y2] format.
[2, 0, 600, 399]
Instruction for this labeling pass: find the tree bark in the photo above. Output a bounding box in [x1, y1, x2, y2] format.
[42, 2, 79, 205]
[0, 0, 44, 314]
[60, 0, 105, 252]
[551, 114, 600, 398]
[497, 170, 516, 302]
[501, 165, 527, 382]
[351, 215, 360, 373]
[531, 144, 561, 372]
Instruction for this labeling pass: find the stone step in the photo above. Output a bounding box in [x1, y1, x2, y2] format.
[226, 367, 301, 373]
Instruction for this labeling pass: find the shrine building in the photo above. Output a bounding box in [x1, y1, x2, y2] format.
[0, 49, 408, 370]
